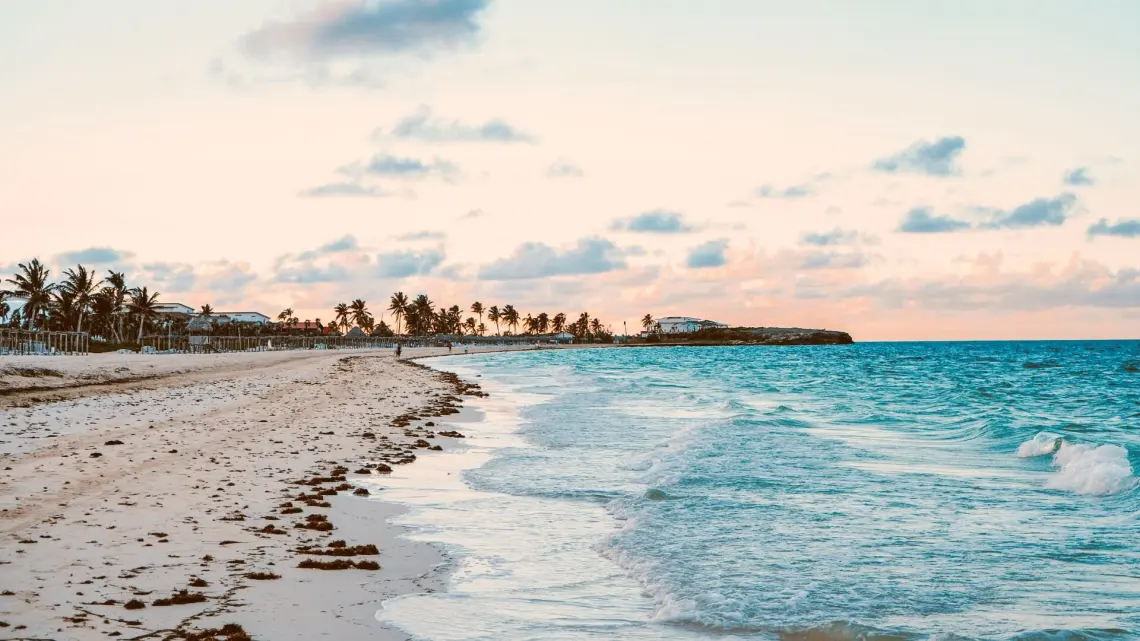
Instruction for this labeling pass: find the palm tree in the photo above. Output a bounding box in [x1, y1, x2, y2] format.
[88, 289, 117, 339]
[430, 307, 445, 335]
[471, 301, 484, 329]
[552, 313, 566, 334]
[105, 270, 128, 343]
[487, 305, 501, 336]
[333, 303, 349, 334]
[537, 312, 550, 334]
[4, 259, 56, 330]
[411, 295, 434, 335]
[0, 292, 9, 325]
[477, 322, 486, 336]
[388, 292, 409, 335]
[447, 305, 461, 334]
[200, 304, 214, 317]
[50, 289, 79, 331]
[577, 312, 590, 339]
[59, 264, 102, 333]
[641, 314, 655, 333]
[127, 287, 161, 343]
[278, 308, 294, 323]
[502, 305, 519, 335]
[522, 314, 536, 334]
[590, 318, 603, 337]
[349, 299, 371, 329]
[464, 317, 477, 335]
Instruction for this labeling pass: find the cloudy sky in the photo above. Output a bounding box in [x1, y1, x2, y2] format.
[2, 0, 1139, 339]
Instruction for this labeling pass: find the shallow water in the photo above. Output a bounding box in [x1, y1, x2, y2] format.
[377, 342, 1140, 641]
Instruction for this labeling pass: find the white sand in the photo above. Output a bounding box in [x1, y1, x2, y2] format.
[0, 346, 548, 640]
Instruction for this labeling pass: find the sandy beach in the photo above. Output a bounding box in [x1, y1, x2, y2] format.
[0, 346, 557, 640]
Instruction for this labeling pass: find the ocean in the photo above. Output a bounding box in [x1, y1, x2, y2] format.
[375, 342, 1140, 641]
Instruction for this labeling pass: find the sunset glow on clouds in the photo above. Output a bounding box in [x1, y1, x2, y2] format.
[2, 0, 1139, 339]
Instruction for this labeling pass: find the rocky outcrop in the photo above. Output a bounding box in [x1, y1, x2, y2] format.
[729, 327, 854, 345]
[634, 326, 854, 346]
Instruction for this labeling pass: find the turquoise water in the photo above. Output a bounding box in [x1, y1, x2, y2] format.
[378, 342, 1140, 641]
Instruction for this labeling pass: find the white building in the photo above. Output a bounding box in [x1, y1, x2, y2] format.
[154, 302, 194, 317]
[656, 316, 702, 333]
[216, 312, 271, 325]
[656, 316, 729, 334]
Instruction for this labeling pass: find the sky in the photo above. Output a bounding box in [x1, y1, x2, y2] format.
[2, 0, 1139, 340]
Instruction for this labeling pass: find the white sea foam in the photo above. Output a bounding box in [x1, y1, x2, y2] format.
[1016, 432, 1062, 458]
[1045, 442, 1136, 496]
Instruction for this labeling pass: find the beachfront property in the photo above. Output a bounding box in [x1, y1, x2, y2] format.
[655, 316, 730, 334]
[216, 311, 271, 324]
[154, 302, 195, 318]
[154, 304, 269, 325]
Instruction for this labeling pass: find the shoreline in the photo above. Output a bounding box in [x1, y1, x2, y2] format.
[0, 346, 538, 640]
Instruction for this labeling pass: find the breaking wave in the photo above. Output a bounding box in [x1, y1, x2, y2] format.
[1017, 433, 1136, 496]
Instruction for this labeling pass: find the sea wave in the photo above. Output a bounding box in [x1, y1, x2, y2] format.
[1017, 432, 1062, 457]
[1017, 433, 1136, 495]
[397, 343, 1140, 641]
[1046, 442, 1137, 496]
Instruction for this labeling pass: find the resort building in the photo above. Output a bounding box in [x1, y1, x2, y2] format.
[215, 312, 271, 324]
[154, 302, 195, 318]
[656, 316, 730, 334]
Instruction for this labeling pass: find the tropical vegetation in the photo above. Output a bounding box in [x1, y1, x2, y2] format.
[1, 259, 616, 345]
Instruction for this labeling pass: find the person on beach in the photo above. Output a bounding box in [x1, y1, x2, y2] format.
[395, 344, 402, 359]
[448, 342, 453, 353]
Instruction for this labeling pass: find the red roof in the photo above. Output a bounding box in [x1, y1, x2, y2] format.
[280, 321, 333, 334]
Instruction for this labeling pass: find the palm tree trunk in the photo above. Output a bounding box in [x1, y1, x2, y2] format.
[137, 315, 145, 343]
[76, 312, 84, 334]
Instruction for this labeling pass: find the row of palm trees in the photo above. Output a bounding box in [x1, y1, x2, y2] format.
[385, 293, 612, 340]
[1, 258, 619, 344]
[269, 295, 614, 341]
[271, 300, 384, 336]
[1, 259, 162, 343]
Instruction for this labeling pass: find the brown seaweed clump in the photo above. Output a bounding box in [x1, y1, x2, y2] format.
[295, 514, 334, 531]
[243, 571, 281, 580]
[168, 623, 252, 641]
[297, 559, 380, 570]
[153, 590, 207, 606]
[296, 543, 379, 557]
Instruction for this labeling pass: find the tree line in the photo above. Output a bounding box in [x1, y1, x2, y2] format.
[1, 259, 161, 343]
[0, 260, 618, 344]
[382, 293, 613, 340]
[275, 293, 616, 341]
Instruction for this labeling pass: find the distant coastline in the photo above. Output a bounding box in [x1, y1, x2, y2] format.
[623, 326, 854, 347]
